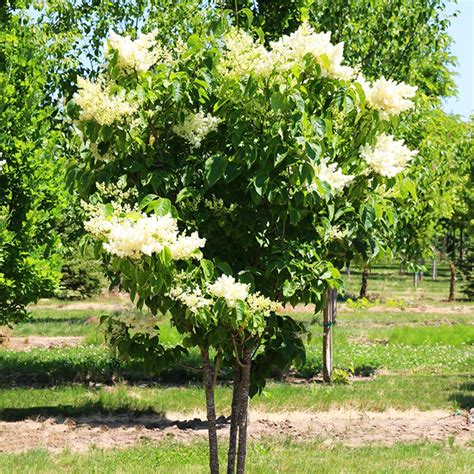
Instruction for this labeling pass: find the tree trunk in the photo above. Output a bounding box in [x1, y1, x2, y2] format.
[202, 348, 219, 474]
[359, 266, 369, 299]
[413, 272, 418, 287]
[227, 365, 241, 474]
[322, 288, 337, 383]
[448, 261, 456, 302]
[236, 348, 252, 474]
[441, 234, 448, 261]
[432, 258, 437, 281]
[459, 226, 464, 263]
[345, 266, 350, 279]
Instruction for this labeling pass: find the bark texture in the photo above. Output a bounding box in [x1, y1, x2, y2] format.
[359, 266, 369, 299]
[227, 365, 241, 474]
[236, 348, 252, 474]
[448, 261, 456, 302]
[202, 348, 219, 474]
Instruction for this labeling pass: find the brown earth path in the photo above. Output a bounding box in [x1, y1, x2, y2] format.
[0, 409, 471, 453]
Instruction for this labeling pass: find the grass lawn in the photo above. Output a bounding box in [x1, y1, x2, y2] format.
[0, 262, 472, 472]
[0, 440, 472, 474]
[0, 371, 471, 421]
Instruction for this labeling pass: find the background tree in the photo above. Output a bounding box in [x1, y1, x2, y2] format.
[0, 5, 71, 325]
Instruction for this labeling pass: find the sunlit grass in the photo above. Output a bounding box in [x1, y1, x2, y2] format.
[0, 440, 472, 473]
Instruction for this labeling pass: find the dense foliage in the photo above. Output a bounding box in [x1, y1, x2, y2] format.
[68, 8, 421, 469]
[0, 8, 69, 324]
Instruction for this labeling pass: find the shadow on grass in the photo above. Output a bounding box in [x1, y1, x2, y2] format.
[21, 317, 94, 325]
[449, 381, 474, 409]
[0, 404, 229, 431]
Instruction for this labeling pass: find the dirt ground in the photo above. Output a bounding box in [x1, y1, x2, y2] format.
[1, 336, 85, 351]
[0, 409, 471, 453]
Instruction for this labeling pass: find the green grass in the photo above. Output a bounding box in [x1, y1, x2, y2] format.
[0, 440, 472, 473]
[10, 309, 109, 340]
[0, 372, 471, 419]
[341, 262, 468, 304]
[368, 325, 474, 346]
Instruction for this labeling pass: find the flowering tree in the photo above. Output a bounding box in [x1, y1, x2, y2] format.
[69, 16, 417, 472]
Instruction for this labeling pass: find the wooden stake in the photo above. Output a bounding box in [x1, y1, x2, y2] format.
[432, 258, 437, 281]
[322, 289, 337, 383]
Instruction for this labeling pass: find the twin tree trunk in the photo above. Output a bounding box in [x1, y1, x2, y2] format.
[202, 346, 253, 474]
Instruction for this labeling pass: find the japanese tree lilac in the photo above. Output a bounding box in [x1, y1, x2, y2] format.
[270, 22, 355, 80]
[361, 133, 418, 177]
[85, 212, 205, 260]
[219, 28, 274, 79]
[315, 160, 354, 192]
[359, 76, 417, 120]
[172, 110, 221, 148]
[105, 30, 161, 72]
[246, 293, 279, 316]
[169, 286, 212, 314]
[207, 275, 250, 307]
[73, 77, 137, 125]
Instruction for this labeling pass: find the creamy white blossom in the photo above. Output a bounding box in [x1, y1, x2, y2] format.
[315, 160, 354, 192]
[207, 275, 249, 307]
[85, 211, 205, 260]
[105, 30, 163, 72]
[168, 232, 206, 260]
[124, 313, 157, 337]
[173, 110, 220, 148]
[0, 160, 6, 171]
[220, 23, 355, 82]
[74, 77, 137, 125]
[327, 226, 348, 240]
[361, 133, 418, 177]
[358, 75, 417, 120]
[270, 22, 355, 80]
[246, 292, 279, 316]
[169, 286, 212, 314]
[219, 28, 274, 79]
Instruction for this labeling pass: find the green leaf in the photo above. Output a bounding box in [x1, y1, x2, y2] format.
[283, 280, 298, 297]
[200, 259, 214, 281]
[205, 155, 227, 187]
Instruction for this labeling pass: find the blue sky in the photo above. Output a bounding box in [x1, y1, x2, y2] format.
[443, 0, 474, 118]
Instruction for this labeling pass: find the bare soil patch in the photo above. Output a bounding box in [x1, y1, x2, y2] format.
[32, 302, 128, 311]
[0, 409, 471, 453]
[1, 336, 85, 351]
[285, 303, 473, 316]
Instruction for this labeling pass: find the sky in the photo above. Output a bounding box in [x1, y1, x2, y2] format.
[443, 0, 474, 118]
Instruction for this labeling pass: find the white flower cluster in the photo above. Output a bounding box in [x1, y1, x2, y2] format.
[218, 28, 274, 79]
[85, 211, 205, 260]
[105, 30, 164, 72]
[169, 274, 279, 317]
[220, 23, 355, 81]
[207, 275, 250, 308]
[74, 77, 137, 125]
[168, 286, 212, 314]
[172, 110, 220, 148]
[360, 133, 418, 177]
[246, 292, 280, 316]
[315, 160, 354, 192]
[125, 313, 158, 337]
[327, 226, 348, 241]
[270, 22, 355, 80]
[358, 76, 417, 120]
[0, 159, 5, 171]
